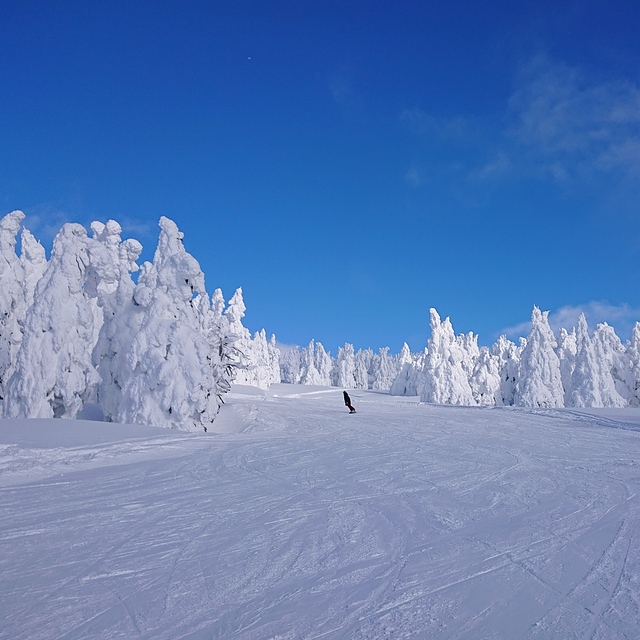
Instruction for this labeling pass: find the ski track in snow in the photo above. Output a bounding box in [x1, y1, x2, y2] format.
[1, 386, 640, 639]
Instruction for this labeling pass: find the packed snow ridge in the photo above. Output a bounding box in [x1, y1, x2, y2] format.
[1, 210, 639, 431]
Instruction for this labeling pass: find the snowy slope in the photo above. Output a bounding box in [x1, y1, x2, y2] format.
[1, 385, 640, 639]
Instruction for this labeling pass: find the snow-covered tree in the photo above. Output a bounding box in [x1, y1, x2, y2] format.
[314, 341, 333, 385]
[20, 228, 47, 310]
[223, 288, 278, 389]
[267, 334, 281, 384]
[421, 309, 475, 405]
[280, 346, 302, 384]
[591, 322, 626, 407]
[89, 220, 145, 421]
[333, 343, 357, 388]
[299, 340, 323, 385]
[372, 347, 398, 391]
[4, 223, 99, 418]
[247, 329, 281, 388]
[200, 288, 242, 404]
[514, 306, 564, 408]
[117, 217, 219, 431]
[354, 348, 370, 389]
[470, 346, 501, 405]
[556, 327, 577, 406]
[490, 335, 520, 406]
[390, 343, 424, 396]
[0, 211, 27, 402]
[622, 322, 640, 406]
[569, 314, 600, 407]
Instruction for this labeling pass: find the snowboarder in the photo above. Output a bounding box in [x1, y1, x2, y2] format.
[343, 391, 356, 413]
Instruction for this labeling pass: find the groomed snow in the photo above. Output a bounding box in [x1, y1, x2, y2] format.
[2, 385, 640, 639]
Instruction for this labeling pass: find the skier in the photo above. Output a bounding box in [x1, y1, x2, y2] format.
[343, 390, 356, 413]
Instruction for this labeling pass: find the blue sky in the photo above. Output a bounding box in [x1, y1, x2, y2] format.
[2, 0, 640, 353]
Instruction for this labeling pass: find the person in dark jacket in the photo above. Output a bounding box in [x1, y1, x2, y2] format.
[343, 391, 356, 413]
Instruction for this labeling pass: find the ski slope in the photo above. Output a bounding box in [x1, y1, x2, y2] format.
[1, 385, 640, 639]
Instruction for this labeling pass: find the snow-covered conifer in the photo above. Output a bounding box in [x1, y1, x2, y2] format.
[457, 331, 480, 379]
[314, 341, 333, 385]
[247, 329, 280, 388]
[470, 347, 501, 405]
[117, 217, 219, 430]
[333, 343, 357, 388]
[354, 349, 370, 389]
[390, 343, 422, 396]
[622, 322, 640, 406]
[224, 288, 251, 380]
[0, 211, 26, 401]
[569, 314, 600, 407]
[280, 346, 302, 384]
[4, 223, 99, 418]
[556, 327, 577, 406]
[514, 307, 564, 408]
[203, 288, 242, 401]
[89, 220, 145, 421]
[267, 334, 281, 384]
[490, 335, 520, 406]
[421, 309, 475, 405]
[299, 340, 322, 385]
[223, 288, 277, 389]
[592, 322, 626, 407]
[372, 347, 397, 391]
[20, 228, 47, 310]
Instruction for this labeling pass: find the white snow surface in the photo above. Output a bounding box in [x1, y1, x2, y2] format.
[2, 385, 640, 639]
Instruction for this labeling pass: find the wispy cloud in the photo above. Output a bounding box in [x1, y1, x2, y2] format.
[22, 205, 84, 251]
[401, 55, 640, 186]
[404, 167, 423, 187]
[400, 108, 470, 141]
[18, 204, 158, 260]
[507, 55, 640, 181]
[469, 151, 511, 181]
